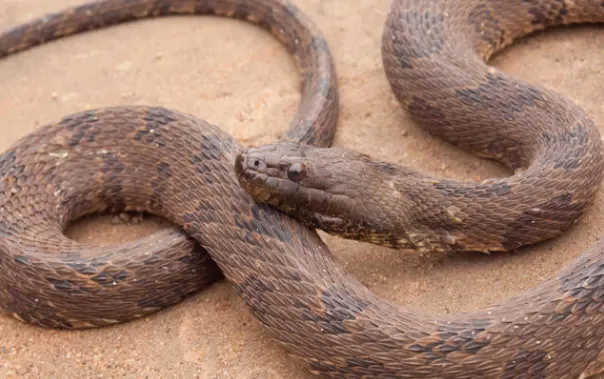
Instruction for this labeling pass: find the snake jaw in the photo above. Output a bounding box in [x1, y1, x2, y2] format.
[234, 142, 312, 203]
[235, 149, 297, 208]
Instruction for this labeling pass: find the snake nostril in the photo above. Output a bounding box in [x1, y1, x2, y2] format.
[254, 160, 260, 167]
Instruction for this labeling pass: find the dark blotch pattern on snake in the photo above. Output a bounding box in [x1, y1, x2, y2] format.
[3, 0, 604, 378]
[0, 0, 338, 328]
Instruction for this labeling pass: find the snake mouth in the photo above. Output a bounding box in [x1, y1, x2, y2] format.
[234, 149, 304, 207]
[234, 152, 248, 182]
[234, 152, 255, 189]
[234, 151, 276, 203]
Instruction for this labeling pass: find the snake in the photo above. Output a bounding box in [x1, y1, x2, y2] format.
[0, 0, 339, 328]
[3, 0, 604, 378]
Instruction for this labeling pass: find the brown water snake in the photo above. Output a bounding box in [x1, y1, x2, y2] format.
[3, 0, 604, 378]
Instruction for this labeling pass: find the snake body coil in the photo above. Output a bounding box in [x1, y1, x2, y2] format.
[0, 0, 338, 328]
[237, 1, 604, 255]
[3, 0, 604, 378]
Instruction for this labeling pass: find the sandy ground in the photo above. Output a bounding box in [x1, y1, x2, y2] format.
[0, 0, 604, 378]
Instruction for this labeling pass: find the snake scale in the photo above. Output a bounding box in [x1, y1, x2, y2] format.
[2, 0, 604, 378]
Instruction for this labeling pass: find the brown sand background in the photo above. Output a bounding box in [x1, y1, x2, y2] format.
[0, 0, 603, 377]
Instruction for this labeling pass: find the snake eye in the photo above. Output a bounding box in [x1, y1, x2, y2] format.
[287, 163, 306, 181]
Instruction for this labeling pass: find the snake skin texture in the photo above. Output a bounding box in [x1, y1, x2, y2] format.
[3, 0, 604, 378]
[0, 0, 338, 328]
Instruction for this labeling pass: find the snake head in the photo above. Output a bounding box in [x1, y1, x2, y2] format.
[234, 141, 359, 209]
[234, 141, 374, 234]
[235, 141, 314, 211]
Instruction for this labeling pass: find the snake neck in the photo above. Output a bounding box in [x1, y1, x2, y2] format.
[236, 135, 603, 254]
